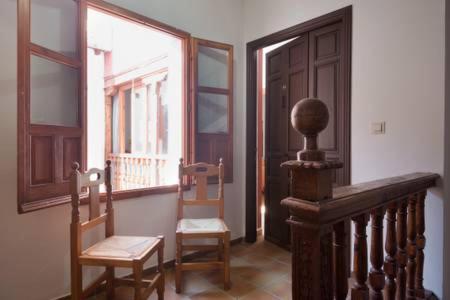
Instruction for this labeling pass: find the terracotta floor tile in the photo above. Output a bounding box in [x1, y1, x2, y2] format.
[240, 288, 279, 300]
[148, 285, 188, 300]
[176, 272, 214, 296]
[88, 238, 292, 300]
[260, 260, 291, 278]
[241, 253, 277, 269]
[222, 278, 257, 298]
[273, 251, 291, 264]
[190, 288, 233, 300]
[239, 268, 282, 288]
[230, 244, 253, 258]
[263, 278, 292, 300]
[197, 269, 238, 287]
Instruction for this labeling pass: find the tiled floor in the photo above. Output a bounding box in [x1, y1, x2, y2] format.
[90, 237, 292, 299]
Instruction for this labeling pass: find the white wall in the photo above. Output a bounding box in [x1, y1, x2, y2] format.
[0, 0, 447, 298]
[243, 0, 446, 298]
[0, 0, 245, 299]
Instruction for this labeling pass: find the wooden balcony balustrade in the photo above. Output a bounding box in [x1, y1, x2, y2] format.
[108, 153, 168, 190]
[281, 98, 439, 300]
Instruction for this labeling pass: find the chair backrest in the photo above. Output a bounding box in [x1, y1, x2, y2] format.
[177, 158, 225, 220]
[70, 161, 114, 243]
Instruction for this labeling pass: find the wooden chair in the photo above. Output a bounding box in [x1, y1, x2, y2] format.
[70, 161, 164, 300]
[175, 158, 231, 293]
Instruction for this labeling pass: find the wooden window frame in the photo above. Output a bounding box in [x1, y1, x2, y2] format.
[88, 1, 192, 199]
[191, 38, 234, 182]
[17, 0, 192, 213]
[17, 0, 87, 213]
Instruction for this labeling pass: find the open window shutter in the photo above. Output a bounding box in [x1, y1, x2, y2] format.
[191, 38, 233, 182]
[18, 0, 87, 213]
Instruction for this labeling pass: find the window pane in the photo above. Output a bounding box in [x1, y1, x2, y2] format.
[30, 55, 79, 127]
[131, 86, 147, 153]
[31, 0, 78, 57]
[197, 93, 228, 133]
[198, 46, 228, 89]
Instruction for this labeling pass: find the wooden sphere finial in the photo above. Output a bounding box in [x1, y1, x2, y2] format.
[291, 98, 329, 137]
[291, 98, 329, 161]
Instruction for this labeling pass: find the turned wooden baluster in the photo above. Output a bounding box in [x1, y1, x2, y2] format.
[334, 220, 349, 300]
[351, 213, 370, 300]
[396, 198, 408, 300]
[369, 208, 385, 300]
[384, 203, 397, 300]
[415, 191, 426, 299]
[406, 194, 417, 300]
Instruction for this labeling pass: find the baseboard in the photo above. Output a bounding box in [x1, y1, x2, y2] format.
[55, 237, 244, 300]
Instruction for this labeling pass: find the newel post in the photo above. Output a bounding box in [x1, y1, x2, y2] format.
[281, 98, 343, 300]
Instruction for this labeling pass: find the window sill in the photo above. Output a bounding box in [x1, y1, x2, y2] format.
[19, 184, 190, 214]
[96, 184, 185, 203]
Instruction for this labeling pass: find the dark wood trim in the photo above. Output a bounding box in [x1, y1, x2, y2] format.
[17, 0, 31, 214]
[96, 184, 183, 202]
[18, 0, 192, 213]
[87, 0, 190, 39]
[198, 86, 230, 95]
[55, 237, 244, 300]
[245, 6, 352, 242]
[191, 37, 234, 182]
[17, 0, 86, 213]
[29, 43, 81, 68]
[89, 0, 193, 189]
[21, 185, 191, 214]
[256, 49, 264, 230]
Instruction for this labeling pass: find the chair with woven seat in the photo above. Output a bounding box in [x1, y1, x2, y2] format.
[70, 161, 164, 300]
[175, 158, 230, 293]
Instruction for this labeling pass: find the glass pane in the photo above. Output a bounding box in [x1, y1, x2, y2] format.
[131, 86, 147, 153]
[197, 93, 228, 133]
[198, 46, 228, 89]
[30, 55, 79, 127]
[31, 0, 78, 57]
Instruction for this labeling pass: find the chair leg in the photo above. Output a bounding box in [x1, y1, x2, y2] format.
[106, 266, 115, 299]
[223, 231, 231, 290]
[218, 238, 223, 261]
[71, 262, 82, 300]
[157, 236, 165, 300]
[133, 262, 143, 300]
[175, 232, 182, 293]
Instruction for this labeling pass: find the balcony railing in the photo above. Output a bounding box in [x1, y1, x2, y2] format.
[108, 153, 168, 190]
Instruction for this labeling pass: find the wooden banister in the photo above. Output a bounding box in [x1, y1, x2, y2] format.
[280, 98, 439, 300]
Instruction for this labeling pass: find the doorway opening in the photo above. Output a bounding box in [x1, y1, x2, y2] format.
[246, 7, 352, 247]
[256, 38, 299, 238]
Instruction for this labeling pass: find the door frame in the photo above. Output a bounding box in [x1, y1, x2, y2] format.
[245, 6, 352, 243]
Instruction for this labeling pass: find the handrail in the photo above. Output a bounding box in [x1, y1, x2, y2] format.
[280, 98, 440, 300]
[282, 172, 438, 226]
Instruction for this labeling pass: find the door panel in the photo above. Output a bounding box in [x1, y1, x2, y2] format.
[264, 21, 350, 247]
[265, 36, 308, 247]
[316, 62, 338, 150]
[309, 22, 348, 186]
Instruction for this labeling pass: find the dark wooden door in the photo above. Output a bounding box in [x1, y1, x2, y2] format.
[308, 21, 349, 186]
[264, 21, 350, 248]
[265, 36, 308, 247]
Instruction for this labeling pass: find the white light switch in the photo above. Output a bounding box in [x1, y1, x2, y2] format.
[371, 122, 385, 134]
